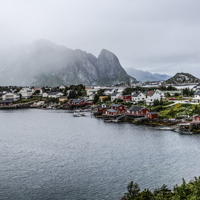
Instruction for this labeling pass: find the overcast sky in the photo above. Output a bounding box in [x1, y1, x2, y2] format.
[1, 0, 200, 77]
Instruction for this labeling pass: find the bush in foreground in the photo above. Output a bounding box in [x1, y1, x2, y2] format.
[121, 177, 200, 200]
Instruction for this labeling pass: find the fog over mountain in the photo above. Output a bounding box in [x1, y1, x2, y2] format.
[126, 68, 171, 82]
[0, 40, 137, 86]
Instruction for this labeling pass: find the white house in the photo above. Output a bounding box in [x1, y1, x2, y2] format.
[132, 92, 146, 103]
[18, 88, 33, 99]
[59, 85, 66, 90]
[117, 88, 125, 94]
[146, 90, 164, 105]
[192, 91, 200, 103]
[2, 93, 20, 101]
[86, 88, 99, 96]
[33, 88, 43, 95]
[104, 89, 117, 96]
[88, 94, 95, 101]
[42, 92, 49, 98]
[48, 92, 64, 98]
[111, 92, 121, 102]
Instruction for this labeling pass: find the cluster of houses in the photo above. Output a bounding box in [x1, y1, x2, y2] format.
[86, 87, 165, 105]
[66, 98, 93, 107]
[1, 82, 200, 108]
[94, 104, 159, 119]
[0, 87, 66, 106]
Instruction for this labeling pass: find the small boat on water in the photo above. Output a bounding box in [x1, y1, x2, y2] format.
[73, 110, 85, 117]
[104, 119, 112, 123]
[157, 127, 174, 131]
[112, 119, 119, 123]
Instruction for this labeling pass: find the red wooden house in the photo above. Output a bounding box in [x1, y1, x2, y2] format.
[103, 104, 127, 116]
[0, 100, 13, 106]
[192, 115, 200, 123]
[146, 112, 159, 119]
[128, 106, 150, 117]
[110, 104, 127, 114]
[96, 104, 110, 113]
[85, 101, 94, 106]
[122, 95, 132, 102]
[68, 98, 76, 104]
[68, 99, 85, 107]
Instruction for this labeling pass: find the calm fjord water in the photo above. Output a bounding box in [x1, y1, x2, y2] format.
[1, 109, 200, 200]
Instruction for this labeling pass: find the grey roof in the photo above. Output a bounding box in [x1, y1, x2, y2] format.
[13, 93, 20, 96]
[72, 99, 83, 103]
[97, 105, 110, 108]
[105, 89, 113, 91]
[106, 109, 117, 112]
[49, 92, 59, 95]
[111, 92, 118, 96]
[111, 104, 120, 107]
[123, 94, 132, 97]
[132, 92, 140, 97]
[143, 91, 149, 95]
[129, 106, 144, 111]
[194, 91, 200, 95]
[149, 112, 158, 115]
[69, 98, 77, 100]
[193, 114, 200, 117]
[59, 96, 68, 99]
[4, 92, 20, 96]
[0, 100, 12, 103]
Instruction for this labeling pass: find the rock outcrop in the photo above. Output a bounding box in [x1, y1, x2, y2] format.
[164, 72, 200, 84]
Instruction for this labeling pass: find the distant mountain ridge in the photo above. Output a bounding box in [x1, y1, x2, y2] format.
[0, 40, 137, 86]
[164, 72, 200, 84]
[125, 68, 171, 82]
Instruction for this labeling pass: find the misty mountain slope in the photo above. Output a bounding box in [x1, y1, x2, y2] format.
[125, 68, 171, 82]
[0, 40, 137, 86]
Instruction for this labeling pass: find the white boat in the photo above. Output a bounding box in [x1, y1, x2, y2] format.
[73, 110, 85, 117]
[157, 127, 174, 131]
[46, 106, 52, 109]
[112, 119, 119, 123]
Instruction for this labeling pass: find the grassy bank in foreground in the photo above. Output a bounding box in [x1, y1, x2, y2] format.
[121, 177, 200, 200]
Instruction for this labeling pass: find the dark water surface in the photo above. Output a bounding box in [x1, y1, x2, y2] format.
[1, 109, 200, 200]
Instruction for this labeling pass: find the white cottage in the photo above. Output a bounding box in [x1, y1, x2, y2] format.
[192, 91, 200, 103]
[2, 93, 20, 101]
[48, 92, 64, 98]
[18, 88, 33, 99]
[146, 90, 164, 105]
[111, 92, 121, 102]
[132, 92, 146, 103]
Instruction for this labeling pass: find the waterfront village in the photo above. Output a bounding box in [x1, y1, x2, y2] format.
[1, 83, 200, 133]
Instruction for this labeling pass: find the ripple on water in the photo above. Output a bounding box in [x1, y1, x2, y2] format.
[1, 109, 200, 200]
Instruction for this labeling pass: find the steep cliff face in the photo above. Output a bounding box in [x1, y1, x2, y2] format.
[164, 72, 200, 84]
[0, 40, 137, 86]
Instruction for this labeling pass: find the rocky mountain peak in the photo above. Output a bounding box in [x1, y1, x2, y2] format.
[0, 40, 137, 86]
[165, 72, 200, 84]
